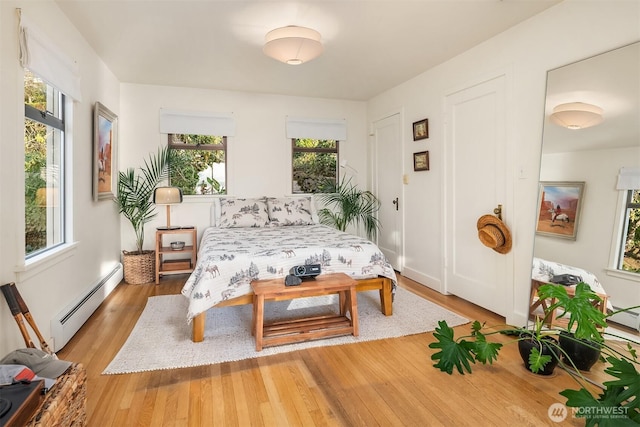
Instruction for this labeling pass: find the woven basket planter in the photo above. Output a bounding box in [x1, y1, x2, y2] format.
[27, 363, 86, 426]
[122, 250, 155, 284]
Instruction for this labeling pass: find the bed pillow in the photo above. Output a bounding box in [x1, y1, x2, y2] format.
[217, 197, 270, 228]
[266, 196, 315, 226]
[211, 198, 221, 227]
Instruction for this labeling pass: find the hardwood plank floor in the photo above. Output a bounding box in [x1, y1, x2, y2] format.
[56, 274, 635, 426]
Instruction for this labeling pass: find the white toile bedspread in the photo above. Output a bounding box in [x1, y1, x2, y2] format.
[181, 224, 397, 321]
[531, 257, 613, 311]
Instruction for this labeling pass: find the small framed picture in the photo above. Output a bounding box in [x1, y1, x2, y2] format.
[413, 151, 429, 171]
[536, 181, 585, 240]
[93, 102, 118, 201]
[413, 118, 429, 141]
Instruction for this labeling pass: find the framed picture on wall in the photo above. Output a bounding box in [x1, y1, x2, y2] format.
[93, 102, 118, 201]
[412, 118, 429, 141]
[413, 151, 429, 171]
[535, 181, 585, 240]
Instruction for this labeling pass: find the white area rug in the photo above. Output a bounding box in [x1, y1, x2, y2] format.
[103, 287, 468, 374]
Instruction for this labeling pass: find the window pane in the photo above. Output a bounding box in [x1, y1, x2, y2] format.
[24, 119, 64, 255]
[292, 151, 337, 193]
[621, 189, 640, 272]
[169, 134, 226, 195]
[24, 72, 65, 257]
[292, 138, 338, 194]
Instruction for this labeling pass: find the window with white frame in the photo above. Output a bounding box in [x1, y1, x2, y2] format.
[24, 71, 66, 256]
[286, 117, 346, 194]
[618, 189, 640, 273]
[168, 133, 227, 195]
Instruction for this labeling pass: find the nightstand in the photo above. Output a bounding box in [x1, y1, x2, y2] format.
[155, 227, 197, 284]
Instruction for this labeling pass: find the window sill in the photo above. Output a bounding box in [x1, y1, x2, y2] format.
[604, 268, 640, 283]
[15, 242, 79, 282]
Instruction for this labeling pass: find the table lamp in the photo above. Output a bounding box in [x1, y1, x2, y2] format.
[153, 187, 183, 229]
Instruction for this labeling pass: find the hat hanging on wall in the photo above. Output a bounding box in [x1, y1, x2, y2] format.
[477, 214, 512, 254]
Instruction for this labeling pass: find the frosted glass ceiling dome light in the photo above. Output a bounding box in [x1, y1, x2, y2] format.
[550, 102, 604, 130]
[263, 26, 323, 65]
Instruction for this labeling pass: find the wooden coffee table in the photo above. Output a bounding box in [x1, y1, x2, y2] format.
[251, 273, 359, 351]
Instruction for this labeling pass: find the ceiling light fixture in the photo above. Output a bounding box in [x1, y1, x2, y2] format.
[263, 26, 323, 65]
[550, 102, 604, 130]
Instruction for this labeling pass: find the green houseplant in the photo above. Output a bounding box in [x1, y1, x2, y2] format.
[429, 282, 640, 425]
[316, 178, 381, 241]
[115, 146, 171, 284]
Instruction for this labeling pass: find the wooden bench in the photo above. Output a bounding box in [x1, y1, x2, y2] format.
[251, 273, 359, 351]
[191, 276, 393, 342]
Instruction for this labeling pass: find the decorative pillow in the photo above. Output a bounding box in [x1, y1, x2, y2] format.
[217, 197, 270, 228]
[266, 197, 315, 226]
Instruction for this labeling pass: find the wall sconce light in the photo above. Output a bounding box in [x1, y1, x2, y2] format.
[550, 102, 604, 130]
[153, 187, 183, 229]
[263, 26, 323, 65]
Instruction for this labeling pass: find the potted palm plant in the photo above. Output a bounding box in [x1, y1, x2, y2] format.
[115, 146, 171, 284]
[429, 282, 640, 424]
[316, 178, 381, 241]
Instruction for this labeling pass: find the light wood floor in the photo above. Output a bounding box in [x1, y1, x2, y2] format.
[56, 274, 630, 426]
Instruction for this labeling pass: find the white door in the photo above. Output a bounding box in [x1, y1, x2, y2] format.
[373, 114, 402, 271]
[444, 75, 510, 316]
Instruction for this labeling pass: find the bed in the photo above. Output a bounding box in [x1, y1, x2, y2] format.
[181, 196, 398, 342]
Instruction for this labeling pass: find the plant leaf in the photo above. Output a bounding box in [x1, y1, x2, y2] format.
[527, 346, 552, 374]
[472, 332, 502, 365]
[602, 356, 640, 412]
[429, 320, 477, 375]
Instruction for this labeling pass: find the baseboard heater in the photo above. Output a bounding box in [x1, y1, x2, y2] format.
[51, 263, 123, 351]
[609, 305, 640, 332]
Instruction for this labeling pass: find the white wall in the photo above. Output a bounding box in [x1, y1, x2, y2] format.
[119, 84, 368, 251]
[367, 0, 640, 324]
[0, 1, 121, 356]
[537, 146, 640, 316]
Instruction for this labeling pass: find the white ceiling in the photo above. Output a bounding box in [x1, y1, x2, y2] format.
[543, 41, 640, 154]
[55, 0, 560, 101]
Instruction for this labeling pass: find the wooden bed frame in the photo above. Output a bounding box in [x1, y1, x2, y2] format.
[191, 276, 394, 342]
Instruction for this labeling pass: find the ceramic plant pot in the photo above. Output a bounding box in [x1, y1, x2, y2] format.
[559, 331, 602, 372]
[518, 334, 560, 376]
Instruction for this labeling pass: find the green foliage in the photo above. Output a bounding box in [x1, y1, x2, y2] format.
[168, 134, 225, 195]
[316, 178, 381, 240]
[561, 357, 640, 426]
[116, 147, 171, 253]
[536, 283, 608, 342]
[292, 139, 337, 193]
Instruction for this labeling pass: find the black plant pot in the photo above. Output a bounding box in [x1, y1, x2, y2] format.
[518, 335, 560, 376]
[559, 331, 602, 372]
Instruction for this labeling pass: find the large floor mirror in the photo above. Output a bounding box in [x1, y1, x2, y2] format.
[531, 41, 640, 332]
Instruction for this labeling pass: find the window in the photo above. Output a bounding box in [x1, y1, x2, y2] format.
[168, 134, 227, 195]
[292, 138, 338, 193]
[618, 189, 640, 273]
[24, 71, 65, 257]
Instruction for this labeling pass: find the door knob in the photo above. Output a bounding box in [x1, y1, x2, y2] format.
[392, 197, 399, 211]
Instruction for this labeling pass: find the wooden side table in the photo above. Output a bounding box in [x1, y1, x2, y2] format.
[251, 273, 359, 351]
[155, 227, 197, 284]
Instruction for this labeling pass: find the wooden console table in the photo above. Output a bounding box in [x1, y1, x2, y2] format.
[251, 273, 359, 351]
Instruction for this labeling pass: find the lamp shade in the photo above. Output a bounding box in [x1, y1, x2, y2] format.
[550, 102, 604, 130]
[153, 187, 183, 205]
[263, 26, 323, 65]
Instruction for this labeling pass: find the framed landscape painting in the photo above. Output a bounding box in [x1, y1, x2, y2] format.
[536, 181, 585, 240]
[93, 102, 118, 201]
